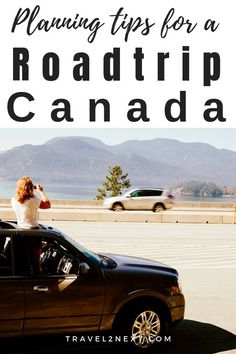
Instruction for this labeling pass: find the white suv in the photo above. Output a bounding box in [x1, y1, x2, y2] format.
[103, 188, 174, 212]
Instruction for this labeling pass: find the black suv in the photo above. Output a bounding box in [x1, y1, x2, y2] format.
[0, 220, 184, 351]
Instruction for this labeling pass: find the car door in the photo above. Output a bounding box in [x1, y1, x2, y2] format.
[19, 232, 105, 335]
[126, 190, 146, 210]
[0, 234, 24, 337]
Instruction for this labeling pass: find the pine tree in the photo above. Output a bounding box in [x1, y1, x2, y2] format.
[96, 165, 131, 200]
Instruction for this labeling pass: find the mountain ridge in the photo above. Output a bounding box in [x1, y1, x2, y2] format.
[0, 136, 235, 187]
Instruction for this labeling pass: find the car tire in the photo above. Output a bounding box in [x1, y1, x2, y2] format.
[115, 304, 165, 352]
[112, 203, 124, 212]
[153, 203, 165, 212]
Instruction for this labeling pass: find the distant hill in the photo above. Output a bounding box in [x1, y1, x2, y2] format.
[0, 136, 236, 187]
[111, 138, 236, 185]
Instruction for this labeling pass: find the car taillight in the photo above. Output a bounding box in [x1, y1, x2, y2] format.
[168, 194, 174, 199]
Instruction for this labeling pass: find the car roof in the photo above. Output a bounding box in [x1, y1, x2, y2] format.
[0, 220, 59, 234]
[138, 187, 165, 190]
[128, 187, 165, 192]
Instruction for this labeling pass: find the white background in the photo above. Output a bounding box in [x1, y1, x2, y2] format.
[0, 0, 235, 128]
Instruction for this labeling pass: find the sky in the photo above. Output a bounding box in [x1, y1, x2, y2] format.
[0, 128, 236, 152]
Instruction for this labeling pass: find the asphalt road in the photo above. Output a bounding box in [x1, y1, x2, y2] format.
[3, 222, 236, 354]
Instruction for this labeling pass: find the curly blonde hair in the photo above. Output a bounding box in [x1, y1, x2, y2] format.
[15, 177, 35, 204]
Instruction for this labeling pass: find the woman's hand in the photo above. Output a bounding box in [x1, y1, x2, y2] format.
[36, 185, 51, 209]
[36, 184, 44, 192]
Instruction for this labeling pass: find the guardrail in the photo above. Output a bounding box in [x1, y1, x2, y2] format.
[0, 198, 236, 209]
[0, 208, 234, 224]
[0, 200, 235, 224]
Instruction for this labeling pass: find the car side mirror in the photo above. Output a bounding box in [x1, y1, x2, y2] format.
[78, 262, 92, 276]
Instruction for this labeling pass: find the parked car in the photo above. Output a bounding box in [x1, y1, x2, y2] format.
[103, 188, 175, 212]
[0, 220, 184, 351]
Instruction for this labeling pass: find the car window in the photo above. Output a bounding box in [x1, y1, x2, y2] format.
[130, 190, 163, 197]
[63, 234, 101, 265]
[0, 236, 12, 276]
[19, 235, 79, 277]
[146, 190, 163, 196]
[130, 190, 143, 197]
[40, 236, 79, 276]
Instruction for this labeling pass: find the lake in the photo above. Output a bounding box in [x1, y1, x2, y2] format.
[1, 180, 236, 203]
[0, 181, 99, 200]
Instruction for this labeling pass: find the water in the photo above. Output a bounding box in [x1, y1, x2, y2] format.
[1, 180, 236, 203]
[0, 181, 99, 200]
[175, 195, 236, 204]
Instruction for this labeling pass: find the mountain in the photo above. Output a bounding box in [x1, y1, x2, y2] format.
[0, 136, 236, 187]
[111, 138, 236, 185]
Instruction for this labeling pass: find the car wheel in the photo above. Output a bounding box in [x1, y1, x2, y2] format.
[112, 203, 124, 212]
[115, 305, 164, 352]
[153, 203, 165, 212]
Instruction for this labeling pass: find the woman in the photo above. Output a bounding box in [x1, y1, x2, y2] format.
[11, 176, 51, 229]
[11, 177, 51, 274]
